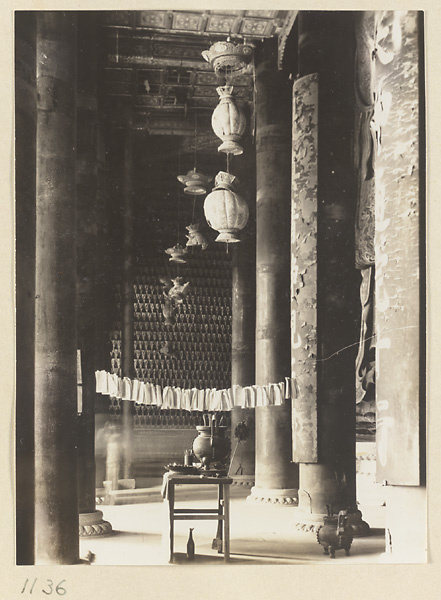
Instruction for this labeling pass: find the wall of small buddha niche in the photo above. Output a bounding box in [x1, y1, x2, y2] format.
[105, 132, 235, 433]
[101, 120, 375, 442]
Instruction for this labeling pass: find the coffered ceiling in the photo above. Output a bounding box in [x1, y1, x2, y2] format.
[101, 10, 292, 40]
[99, 10, 297, 136]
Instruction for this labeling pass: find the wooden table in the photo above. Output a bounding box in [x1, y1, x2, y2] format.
[162, 474, 232, 564]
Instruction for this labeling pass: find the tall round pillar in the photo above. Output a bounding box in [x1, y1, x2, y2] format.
[76, 12, 112, 537]
[15, 11, 37, 565]
[121, 124, 135, 482]
[229, 142, 256, 487]
[250, 38, 298, 504]
[34, 12, 79, 564]
[372, 11, 424, 559]
[292, 12, 366, 531]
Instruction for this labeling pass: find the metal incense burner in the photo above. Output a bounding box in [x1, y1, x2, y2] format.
[316, 505, 354, 558]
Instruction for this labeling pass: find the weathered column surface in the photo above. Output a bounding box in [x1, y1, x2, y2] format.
[15, 11, 36, 565]
[76, 12, 112, 537]
[229, 144, 256, 487]
[231, 143, 256, 389]
[292, 12, 365, 531]
[34, 12, 79, 564]
[121, 124, 135, 483]
[371, 11, 425, 561]
[250, 38, 298, 504]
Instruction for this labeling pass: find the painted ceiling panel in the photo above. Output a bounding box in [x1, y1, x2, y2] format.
[205, 16, 236, 34]
[100, 10, 296, 133]
[171, 12, 204, 32]
[138, 11, 169, 29]
[240, 18, 273, 36]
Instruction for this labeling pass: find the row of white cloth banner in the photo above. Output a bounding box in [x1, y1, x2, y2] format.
[95, 370, 298, 411]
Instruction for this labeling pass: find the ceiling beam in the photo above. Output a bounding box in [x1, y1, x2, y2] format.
[278, 10, 298, 69]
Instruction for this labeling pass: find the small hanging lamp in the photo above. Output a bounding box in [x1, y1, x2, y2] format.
[212, 86, 246, 156]
[203, 171, 249, 244]
[167, 277, 190, 304]
[165, 243, 188, 263]
[186, 222, 208, 250]
[177, 168, 212, 195]
[177, 111, 211, 195]
[202, 38, 253, 76]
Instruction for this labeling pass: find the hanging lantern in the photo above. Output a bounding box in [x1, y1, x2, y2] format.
[177, 168, 212, 195]
[203, 172, 249, 244]
[211, 86, 246, 156]
[186, 223, 208, 250]
[202, 39, 253, 76]
[165, 243, 188, 263]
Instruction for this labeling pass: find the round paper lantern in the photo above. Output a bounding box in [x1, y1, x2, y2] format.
[203, 172, 249, 244]
[212, 86, 246, 156]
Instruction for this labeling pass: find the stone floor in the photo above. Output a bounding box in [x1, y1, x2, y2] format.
[80, 477, 387, 566]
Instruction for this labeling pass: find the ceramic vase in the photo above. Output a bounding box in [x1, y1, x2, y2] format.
[192, 426, 229, 469]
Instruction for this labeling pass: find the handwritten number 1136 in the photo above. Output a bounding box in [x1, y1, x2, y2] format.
[21, 579, 66, 595]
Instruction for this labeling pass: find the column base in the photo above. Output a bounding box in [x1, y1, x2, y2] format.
[293, 508, 371, 536]
[231, 475, 255, 487]
[247, 486, 298, 505]
[79, 510, 113, 537]
[293, 509, 325, 533]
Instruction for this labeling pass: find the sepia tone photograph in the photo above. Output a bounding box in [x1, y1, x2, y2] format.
[11, 3, 432, 593]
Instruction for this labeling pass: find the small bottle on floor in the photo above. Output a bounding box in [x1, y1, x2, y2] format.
[187, 528, 195, 560]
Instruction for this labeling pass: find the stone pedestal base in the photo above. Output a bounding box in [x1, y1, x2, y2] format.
[79, 510, 112, 537]
[293, 509, 326, 533]
[232, 475, 255, 487]
[293, 508, 370, 536]
[247, 486, 298, 505]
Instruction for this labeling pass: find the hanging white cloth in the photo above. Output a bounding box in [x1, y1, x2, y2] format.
[122, 377, 132, 401]
[95, 370, 295, 410]
[95, 370, 109, 394]
[131, 379, 140, 402]
[108, 373, 119, 397]
[155, 384, 163, 407]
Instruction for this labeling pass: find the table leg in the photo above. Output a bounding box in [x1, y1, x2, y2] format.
[168, 482, 175, 564]
[223, 484, 230, 562]
[215, 483, 224, 553]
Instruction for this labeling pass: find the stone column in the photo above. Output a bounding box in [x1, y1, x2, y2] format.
[371, 11, 425, 561]
[231, 217, 255, 386]
[15, 11, 37, 565]
[121, 123, 135, 483]
[76, 13, 112, 537]
[229, 142, 256, 487]
[292, 12, 367, 533]
[34, 12, 79, 564]
[249, 38, 298, 504]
